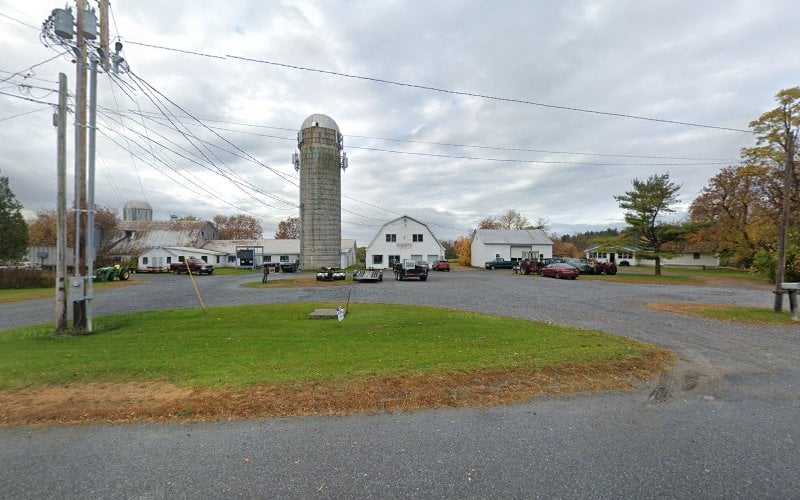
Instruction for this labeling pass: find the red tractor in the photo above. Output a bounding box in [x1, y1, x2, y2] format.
[590, 261, 618, 275]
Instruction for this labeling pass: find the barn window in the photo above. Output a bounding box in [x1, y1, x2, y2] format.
[386, 234, 396, 242]
[142, 257, 148, 265]
[413, 234, 423, 242]
[373, 255, 383, 265]
[693, 252, 701, 260]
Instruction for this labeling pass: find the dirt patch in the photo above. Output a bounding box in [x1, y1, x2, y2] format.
[0, 351, 671, 427]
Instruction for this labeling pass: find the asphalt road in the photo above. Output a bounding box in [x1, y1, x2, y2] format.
[1, 270, 798, 498]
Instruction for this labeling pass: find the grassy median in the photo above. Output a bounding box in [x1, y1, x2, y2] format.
[0, 303, 671, 425]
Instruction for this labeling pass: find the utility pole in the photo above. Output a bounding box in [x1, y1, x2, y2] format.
[774, 127, 796, 312]
[55, 72, 68, 331]
[72, 0, 88, 331]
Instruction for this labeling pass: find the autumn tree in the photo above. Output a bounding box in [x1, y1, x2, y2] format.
[479, 209, 545, 230]
[552, 241, 579, 258]
[614, 173, 689, 276]
[689, 164, 772, 267]
[454, 235, 472, 266]
[274, 216, 300, 239]
[27, 206, 119, 249]
[746, 87, 799, 299]
[213, 214, 263, 240]
[0, 175, 28, 264]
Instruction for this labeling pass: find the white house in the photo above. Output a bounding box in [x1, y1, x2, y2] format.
[584, 246, 639, 266]
[584, 242, 719, 268]
[136, 245, 228, 272]
[470, 229, 553, 267]
[365, 216, 444, 269]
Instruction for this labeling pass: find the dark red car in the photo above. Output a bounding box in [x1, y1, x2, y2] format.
[432, 260, 450, 272]
[541, 262, 579, 280]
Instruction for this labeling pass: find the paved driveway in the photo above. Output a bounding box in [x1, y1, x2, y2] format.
[1, 270, 798, 498]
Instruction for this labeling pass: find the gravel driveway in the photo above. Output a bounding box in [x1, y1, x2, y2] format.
[1, 269, 798, 498]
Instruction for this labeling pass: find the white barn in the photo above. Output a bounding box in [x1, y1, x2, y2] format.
[470, 229, 553, 267]
[365, 216, 444, 269]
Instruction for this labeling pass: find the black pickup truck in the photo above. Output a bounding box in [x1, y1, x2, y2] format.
[393, 260, 428, 281]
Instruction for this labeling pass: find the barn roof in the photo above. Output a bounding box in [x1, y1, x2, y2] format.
[474, 229, 553, 246]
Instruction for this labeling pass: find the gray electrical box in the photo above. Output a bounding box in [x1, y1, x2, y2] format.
[52, 8, 74, 40]
[70, 276, 85, 302]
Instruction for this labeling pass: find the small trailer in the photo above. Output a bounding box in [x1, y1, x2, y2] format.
[316, 267, 347, 281]
[353, 269, 383, 282]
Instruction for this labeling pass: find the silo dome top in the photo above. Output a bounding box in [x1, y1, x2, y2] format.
[124, 200, 152, 211]
[301, 113, 339, 132]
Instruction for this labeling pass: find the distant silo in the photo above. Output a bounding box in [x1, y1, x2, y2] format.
[295, 114, 348, 269]
[123, 200, 153, 221]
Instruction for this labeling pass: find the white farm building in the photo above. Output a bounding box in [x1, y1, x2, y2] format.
[365, 216, 444, 269]
[470, 229, 553, 267]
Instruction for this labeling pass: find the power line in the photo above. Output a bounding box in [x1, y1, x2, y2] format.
[125, 40, 752, 133]
[0, 51, 69, 85]
[0, 105, 50, 123]
[111, 107, 740, 163]
[0, 12, 40, 30]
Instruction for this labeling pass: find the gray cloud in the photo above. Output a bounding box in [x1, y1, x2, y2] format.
[1, 0, 797, 244]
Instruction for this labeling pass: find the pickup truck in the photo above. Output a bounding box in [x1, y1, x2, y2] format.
[393, 260, 428, 281]
[170, 258, 214, 275]
[484, 258, 515, 270]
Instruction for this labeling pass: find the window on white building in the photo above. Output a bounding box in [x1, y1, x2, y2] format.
[413, 234, 423, 242]
[373, 255, 383, 265]
[142, 257, 148, 265]
[280, 255, 289, 262]
[386, 234, 396, 242]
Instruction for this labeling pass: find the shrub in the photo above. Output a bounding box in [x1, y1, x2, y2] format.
[0, 268, 55, 289]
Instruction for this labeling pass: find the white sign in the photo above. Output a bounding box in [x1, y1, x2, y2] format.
[336, 306, 345, 322]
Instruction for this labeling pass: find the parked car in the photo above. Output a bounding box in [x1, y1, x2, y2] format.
[563, 258, 593, 274]
[432, 260, 450, 272]
[541, 262, 579, 280]
[485, 258, 515, 270]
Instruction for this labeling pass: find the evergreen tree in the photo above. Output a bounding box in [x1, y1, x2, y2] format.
[0, 175, 28, 264]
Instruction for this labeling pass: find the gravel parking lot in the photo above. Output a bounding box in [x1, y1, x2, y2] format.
[1, 269, 798, 498]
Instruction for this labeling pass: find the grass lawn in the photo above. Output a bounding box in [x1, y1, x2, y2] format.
[0, 304, 674, 425]
[577, 266, 765, 286]
[649, 303, 799, 325]
[0, 280, 140, 304]
[0, 303, 667, 391]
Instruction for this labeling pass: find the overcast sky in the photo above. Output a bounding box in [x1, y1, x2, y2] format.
[1, 1, 798, 244]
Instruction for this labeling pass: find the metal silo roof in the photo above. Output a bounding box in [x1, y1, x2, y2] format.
[300, 113, 339, 132]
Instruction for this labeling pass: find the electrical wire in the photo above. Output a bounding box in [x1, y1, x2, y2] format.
[0, 105, 51, 123]
[124, 40, 752, 133]
[111, 107, 740, 164]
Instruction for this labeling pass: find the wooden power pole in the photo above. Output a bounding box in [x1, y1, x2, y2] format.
[72, 0, 88, 330]
[774, 128, 796, 312]
[55, 73, 68, 331]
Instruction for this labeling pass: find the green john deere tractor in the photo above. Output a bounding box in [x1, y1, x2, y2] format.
[93, 264, 130, 282]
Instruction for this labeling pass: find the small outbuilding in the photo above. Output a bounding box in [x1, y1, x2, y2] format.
[470, 229, 553, 267]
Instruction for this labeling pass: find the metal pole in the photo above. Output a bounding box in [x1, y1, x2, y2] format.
[86, 57, 98, 332]
[55, 72, 68, 331]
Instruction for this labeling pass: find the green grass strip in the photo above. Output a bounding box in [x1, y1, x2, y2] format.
[0, 303, 660, 391]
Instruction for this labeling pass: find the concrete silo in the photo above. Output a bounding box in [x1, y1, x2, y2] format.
[123, 200, 153, 221]
[294, 114, 348, 269]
